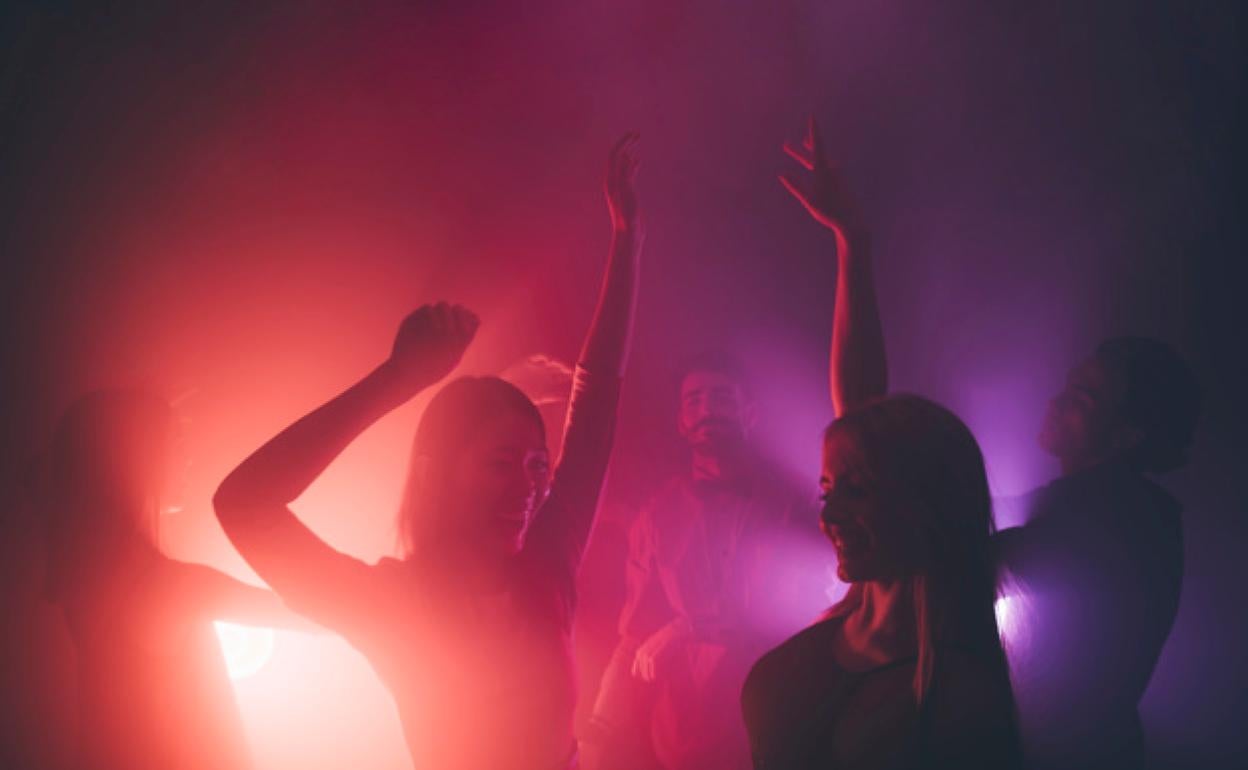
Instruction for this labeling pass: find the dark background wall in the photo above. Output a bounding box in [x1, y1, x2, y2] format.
[2, 1, 1243, 768]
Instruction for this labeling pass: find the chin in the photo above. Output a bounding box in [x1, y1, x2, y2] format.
[835, 561, 865, 583]
[1037, 427, 1062, 456]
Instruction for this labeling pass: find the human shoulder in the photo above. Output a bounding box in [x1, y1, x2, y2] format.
[749, 617, 841, 688]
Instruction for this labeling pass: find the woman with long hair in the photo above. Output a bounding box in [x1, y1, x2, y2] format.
[741, 396, 1020, 768]
[737, 120, 1020, 768]
[213, 133, 642, 770]
[45, 389, 301, 770]
[779, 104, 1200, 768]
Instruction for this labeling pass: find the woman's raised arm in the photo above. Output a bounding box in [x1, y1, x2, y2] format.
[780, 117, 887, 417]
[531, 133, 643, 566]
[213, 304, 478, 625]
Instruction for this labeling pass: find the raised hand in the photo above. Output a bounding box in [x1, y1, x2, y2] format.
[779, 116, 866, 242]
[383, 302, 479, 393]
[605, 131, 641, 234]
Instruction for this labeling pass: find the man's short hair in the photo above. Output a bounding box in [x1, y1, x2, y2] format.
[1095, 336, 1202, 474]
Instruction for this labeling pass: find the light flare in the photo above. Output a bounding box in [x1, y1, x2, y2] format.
[214, 621, 276, 681]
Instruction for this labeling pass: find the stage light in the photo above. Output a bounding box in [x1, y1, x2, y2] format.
[213, 621, 276, 681]
[994, 593, 1029, 648]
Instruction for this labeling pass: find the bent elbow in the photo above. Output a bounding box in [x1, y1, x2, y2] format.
[212, 476, 254, 527]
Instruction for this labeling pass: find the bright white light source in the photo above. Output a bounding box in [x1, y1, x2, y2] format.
[994, 594, 1025, 645]
[214, 621, 275, 681]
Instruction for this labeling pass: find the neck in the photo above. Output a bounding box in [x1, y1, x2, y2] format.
[837, 579, 918, 670]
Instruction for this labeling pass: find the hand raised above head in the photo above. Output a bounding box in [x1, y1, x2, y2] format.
[382, 302, 479, 393]
[779, 116, 866, 243]
[605, 131, 642, 235]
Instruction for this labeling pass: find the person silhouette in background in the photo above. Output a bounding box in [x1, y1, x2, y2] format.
[43, 389, 306, 770]
[213, 133, 642, 770]
[737, 118, 1021, 770]
[993, 337, 1198, 769]
[584, 352, 825, 770]
[801, 108, 1202, 768]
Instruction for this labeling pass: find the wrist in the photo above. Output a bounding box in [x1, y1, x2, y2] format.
[368, 361, 432, 406]
[669, 615, 695, 637]
[612, 221, 644, 241]
[834, 226, 871, 259]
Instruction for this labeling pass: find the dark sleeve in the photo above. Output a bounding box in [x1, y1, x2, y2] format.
[525, 364, 623, 575]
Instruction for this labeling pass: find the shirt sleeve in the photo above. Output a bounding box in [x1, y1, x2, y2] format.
[524, 363, 623, 578]
[616, 505, 673, 639]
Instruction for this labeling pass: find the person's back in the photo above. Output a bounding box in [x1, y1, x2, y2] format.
[43, 389, 296, 770]
[58, 540, 252, 770]
[996, 460, 1184, 768]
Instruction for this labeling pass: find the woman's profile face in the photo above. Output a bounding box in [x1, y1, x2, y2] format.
[442, 410, 550, 556]
[819, 430, 912, 583]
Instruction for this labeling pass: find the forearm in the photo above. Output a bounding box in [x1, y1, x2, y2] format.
[577, 227, 642, 377]
[216, 584, 320, 631]
[215, 364, 415, 515]
[829, 230, 887, 417]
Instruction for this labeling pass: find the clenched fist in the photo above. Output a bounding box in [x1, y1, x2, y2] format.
[381, 302, 479, 394]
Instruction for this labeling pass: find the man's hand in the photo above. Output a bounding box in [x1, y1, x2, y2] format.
[606, 131, 642, 234]
[779, 116, 866, 243]
[381, 302, 479, 394]
[630, 617, 691, 683]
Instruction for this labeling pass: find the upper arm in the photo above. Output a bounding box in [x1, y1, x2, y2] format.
[214, 500, 378, 634]
[167, 561, 319, 630]
[617, 507, 674, 637]
[526, 365, 623, 569]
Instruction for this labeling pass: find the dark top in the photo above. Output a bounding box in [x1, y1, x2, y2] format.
[589, 468, 822, 769]
[235, 365, 620, 770]
[994, 460, 1184, 770]
[740, 617, 1019, 770]
[57, 542, 253, 770]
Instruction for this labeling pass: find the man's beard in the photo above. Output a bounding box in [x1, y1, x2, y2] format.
[688, 417, 747, 453]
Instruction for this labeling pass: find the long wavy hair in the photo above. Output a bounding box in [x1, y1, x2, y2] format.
[44, 390, 172, 602]
[395, 376, 545, 559]
[821, 394, 1015, 713]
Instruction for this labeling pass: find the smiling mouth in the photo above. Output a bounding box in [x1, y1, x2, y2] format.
[832, 533, 869, 557]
